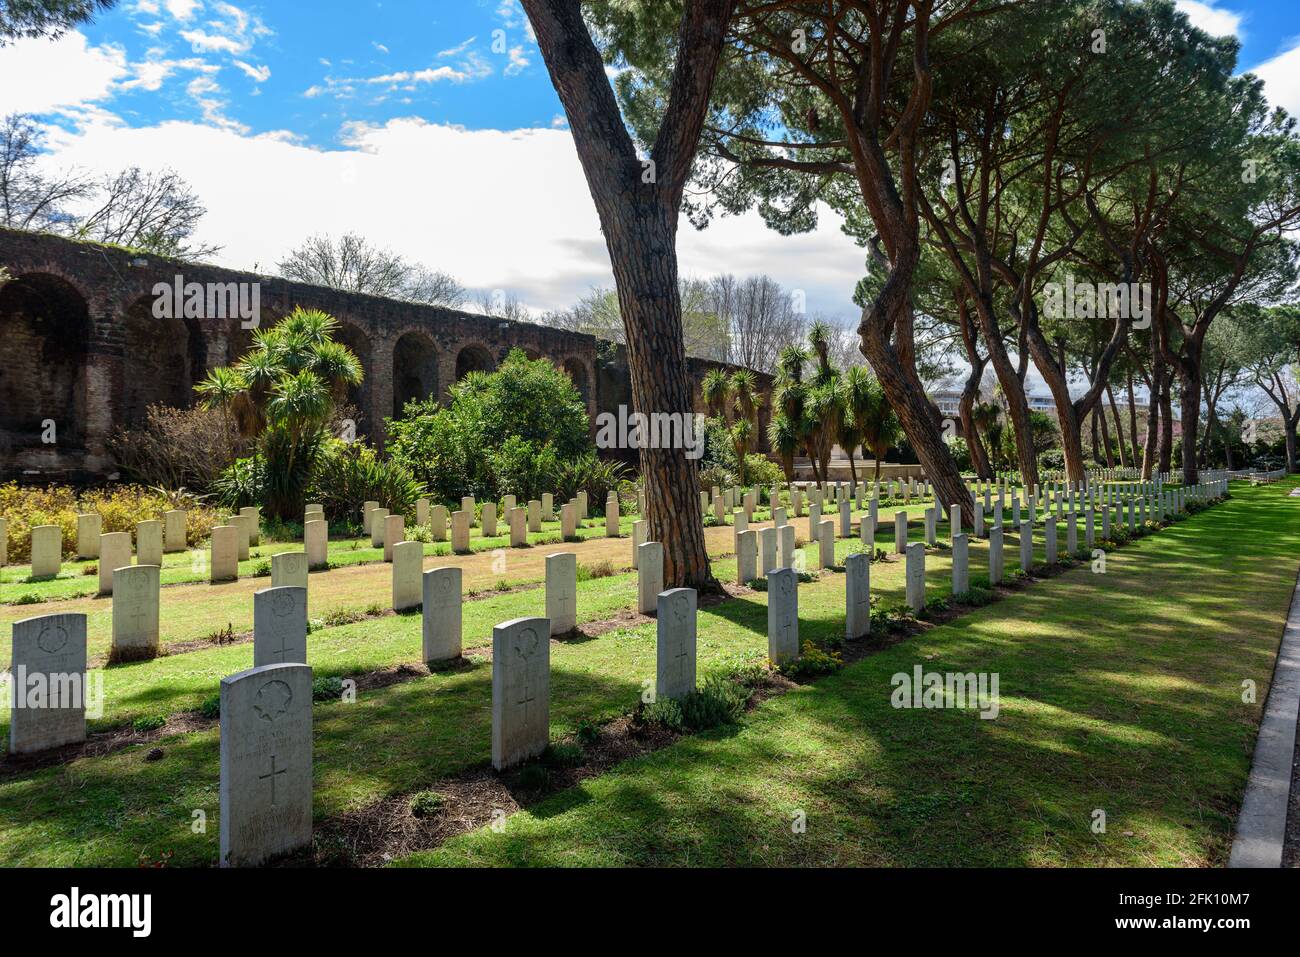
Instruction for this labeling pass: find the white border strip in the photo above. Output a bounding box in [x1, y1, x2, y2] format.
[1229, 570, 1300, 867]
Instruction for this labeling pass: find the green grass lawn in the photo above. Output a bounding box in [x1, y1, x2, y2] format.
[398, 479, 1297, 868]
[0, 482, 1252, 868]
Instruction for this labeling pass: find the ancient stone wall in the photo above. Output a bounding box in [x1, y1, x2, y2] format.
[0, 228, 772, 482]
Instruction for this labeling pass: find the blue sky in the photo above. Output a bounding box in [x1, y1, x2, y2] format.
[2, 0, 1298, 343]
[74, 0, 570, 144]
[61, 0, 1300, 145]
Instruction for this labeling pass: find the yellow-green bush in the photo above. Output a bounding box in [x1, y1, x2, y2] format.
[0, 483, 223, 564]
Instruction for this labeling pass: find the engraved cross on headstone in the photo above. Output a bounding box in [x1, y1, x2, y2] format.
[259, 753, 287, 806]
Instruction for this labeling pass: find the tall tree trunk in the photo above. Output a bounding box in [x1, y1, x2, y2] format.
[1158, 368, 1174, 476]
[524, 0, 733, 590]
[1107, 384, 1129, 468]
[1141, 373, 1160, 480]
[1177, 352, 1202, 485]
[1096, 406, 1114, 468]
[1126, 371, 1140, 461]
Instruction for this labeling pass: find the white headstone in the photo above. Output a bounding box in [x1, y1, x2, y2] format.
[905, 542, 926, 613]
[1019, 520, 1033, 571]
[561, 502, 577, 540]
[271, 551, 308, 589]
[638, 542, 664, 615]
[759, 526, 778, 576]
[392, 541, 423, 611]
[656, 588, 697, 701]
[383, 513, 404, 562]
[737, 529, 757, 584]
[253, 586, 308, 666]
[211, 525, 239, 582]
[9, 612, 88, 754]
[778, 523, 796, 569]
[422, 567, 462, 663]
[482, 501, 498, 539]
[528, 499, 542, 532]
[952, 534, 969, 595]
[30, 525, 61, 578]
[845, 552, 870, 640]
[541, 492, 554, 521]
[819, 519, 835, 569]
[98, 531, 132, 595]
[491, 616, 550, 770]
[305, 519, 328, 570]
[545, 552, 577, 636]
[766, 567, 799, 666]
[136, 519, 163, 568]
[164, 509, 187, 553]
[988, 524, 1004, 585]
[76, 513, 101, 559]
[451, 510, 471, 553]
[219, 662, 313, 867]
[431, 505, 448, 541]
[894, 511, 908, 554]
[239, 506, 261, 546]
[110, 564, 160, 662]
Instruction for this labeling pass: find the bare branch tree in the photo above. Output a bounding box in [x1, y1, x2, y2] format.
[73, 166, 220, 260]
[0, 113, 89, 231]
[278, 232, 465, 307]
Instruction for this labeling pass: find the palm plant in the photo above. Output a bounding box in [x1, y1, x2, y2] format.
[195, 306, 363, 519]
[853, 369, 903, 483]
[700, 368, 731, 423]
[726, 369, 763, 483]
[837, 365, 874, 483]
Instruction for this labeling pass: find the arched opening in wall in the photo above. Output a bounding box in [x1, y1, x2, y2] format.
[455, 343, 495, 381]
[121, 294, 193, 426]
[562, 357, 592, 409]
[334, 322, 372, 435]
[393, 331, 438, 418]
[0, 273, 91, 449]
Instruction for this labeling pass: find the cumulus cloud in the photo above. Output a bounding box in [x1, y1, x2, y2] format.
[1250, 41, 1300, 119]
[1175, 1, 1245, 38]
[32, 115, 867, 320]
[0, 33, 128, 114]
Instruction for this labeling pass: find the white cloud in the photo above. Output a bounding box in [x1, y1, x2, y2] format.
[505, 45, 530, 77]
[165, 0, 202, 21]
[437, 36, 476, 58]
[1175, 1, 1245, 39]
[180, 28, 248, 54]
[1250, 41, 1300, 119]
[0, 33, 128, 114]
[33, 116, 867, 320]
[233, 59, 271, 82]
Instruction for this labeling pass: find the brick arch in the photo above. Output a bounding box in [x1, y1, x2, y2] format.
[119, 293, 199, 425]
[333, 320, 373, 434]
[455, 341, 496, 380]
[392, 329, 438, 418]
[0, 271, 92, 450]
[561, 355, 594, 411]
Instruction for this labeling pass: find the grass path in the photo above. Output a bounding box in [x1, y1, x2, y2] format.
[398, 479, 1300, 867]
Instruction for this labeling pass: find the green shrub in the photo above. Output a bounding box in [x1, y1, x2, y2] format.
[642, 675, 751, 732]
[387, 349, 592, 504]
[409, 790, 446, 818]
[312, 676, 345, 702]
[0, 482, 219, 563]
[543, 743, 584, 768]
[132, 714, 167, 733]
[252, 560, 271, 577]
[780, 641, 843, 679]
[305, 441, 424, 526]
[198, 693, 221, 719]
[575, 718, 601, 746]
